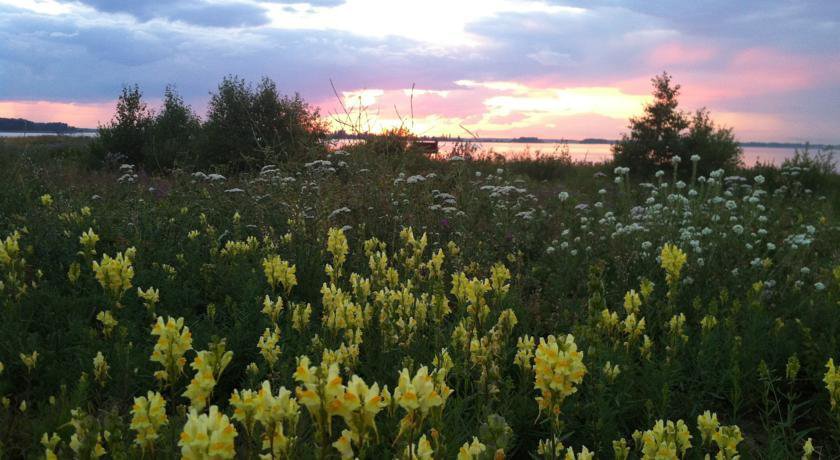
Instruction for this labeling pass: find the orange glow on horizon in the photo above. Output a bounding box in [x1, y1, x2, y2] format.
[0, 100, 114, 129]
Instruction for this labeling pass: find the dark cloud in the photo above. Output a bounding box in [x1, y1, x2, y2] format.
[63, 0, 271, 28]
[265, 0, 346, 6]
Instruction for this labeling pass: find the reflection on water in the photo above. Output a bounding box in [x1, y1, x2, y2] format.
[435, 142, 809, 167]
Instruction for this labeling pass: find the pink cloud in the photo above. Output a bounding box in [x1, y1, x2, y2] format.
[648, 42, 717, 66]
[0, 100, 115, 128]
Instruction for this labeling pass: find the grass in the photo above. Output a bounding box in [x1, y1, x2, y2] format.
[0, 136, 839, 459]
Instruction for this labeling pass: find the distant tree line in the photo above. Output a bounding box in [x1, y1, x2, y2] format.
[95, 76, 329, 172]
[613, 72, 742, 176]
[0, 118, 81, 133]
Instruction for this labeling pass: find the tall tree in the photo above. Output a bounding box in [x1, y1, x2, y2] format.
[98, 84, 153, 166]
[147, 85, 201, 170]
[613, 72, 741, 175]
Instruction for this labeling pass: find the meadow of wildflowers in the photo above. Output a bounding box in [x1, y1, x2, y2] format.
[0, 139, 839, 458]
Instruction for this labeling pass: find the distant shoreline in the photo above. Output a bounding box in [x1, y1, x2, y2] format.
[2, 130, 834, 150]
[330, 135, 835, 150]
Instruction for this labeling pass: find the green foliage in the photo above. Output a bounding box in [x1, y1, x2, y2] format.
[202, 76, 329, 171]
[0, 137, 839, 458]
[97, 84, 153, 166]
[96, 77, 328, 172]
[613, 72, 742, 176]
[146, 85, 201, 171]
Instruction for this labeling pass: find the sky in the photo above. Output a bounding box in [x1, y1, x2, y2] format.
[0, 0, 838, 143]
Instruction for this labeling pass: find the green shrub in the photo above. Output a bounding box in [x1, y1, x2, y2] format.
[613, 72, 742, 176]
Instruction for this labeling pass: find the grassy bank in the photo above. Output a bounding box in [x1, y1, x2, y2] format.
[1, 137, 839, 458]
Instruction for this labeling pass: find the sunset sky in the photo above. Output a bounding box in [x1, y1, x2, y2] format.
[1, 0, 838, 142]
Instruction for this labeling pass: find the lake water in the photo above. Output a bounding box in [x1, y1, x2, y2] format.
[0, 131, 97, 138]
[0, 132, 818, 167]
[434, 141, 810, 167]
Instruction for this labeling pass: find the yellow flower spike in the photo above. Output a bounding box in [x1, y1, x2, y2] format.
[130, 391, 168, 452]
[262, 255, 297, 294]
[636, 419, 692, 459]
[92, 249, 135, 303]
[824, 358, 840, 411]
[403, 434, 434, 460]
[229, 388, 261, 433]
[92, 351, 109, 387]
[333, 429, 357, 459]
[803, 438, 814, 459]
[602, 361, 621, 382]
[660, 243, 687, 284]
[252, 380, 300, 458]
[291, 302, 312, 332]
[514, 335, 536, 370]
[257, 328, 282, 369]
[613, 438, 630, 460]
[697, 410, 719, 446]
[79, 228, 100, 255]
[149, 316, 193, 385]
[137, 287, 160, 310]
[20, 350, 39, 372]
[623, 289, 642, 315]
[68, 262, 81, 283]
[41, 432, 62, 460]
[326, 227, 350, 283]
[262, 295, 284, 324]
[457, 437, 487, 460]
[490, 262, 511, 299]
[533, 334, 586, 415]
[96, 310, 118, 338]
[179, 406, 237, 459]
[712, 425, 743, 460]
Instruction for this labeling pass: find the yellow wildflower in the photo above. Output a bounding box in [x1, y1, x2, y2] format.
[150, 316, 193, 384]
[183, 343, 234, 411]
[326, 227, 350, 283]
[262, 295, 284, 325]
[137, 287, 160, 311]
[457, 437, 487, 460]
[92, 249, 135, 302]
[40, 194, 53, 206]
[68, 262, 81, 283]
[262, 255, 297, 294]
[697, 410, 719, 446]
[802, 438, 814, 459]
[20, 350, 39, 372]
[514, 335, 536, 370]
[824, 358, 840, 411]
[623, 289, 642, 315]
[533, 334, 586, 415]
[636, 419, 692, 459]
[254, 380, 300, 458]
[258, 328, 282, 369]
[79, 228, 100, 255]
[130, 391, 168, 451]
[333, 429, 357, 459]
[490, 262, 511, 299]
[96, 310, 118, 338]
[291, 302, 312, 332]
[660, 243, 687, 284]
[41, 432, 62, 460]
[712, 425, 743, 460]
[179, 406, 238, 459]
[403, 434, 434, 460]
[92, 351, 109, 387]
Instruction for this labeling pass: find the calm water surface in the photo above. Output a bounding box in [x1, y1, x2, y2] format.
[1, 132, 814, 167]
[436, 142, 806, 167]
